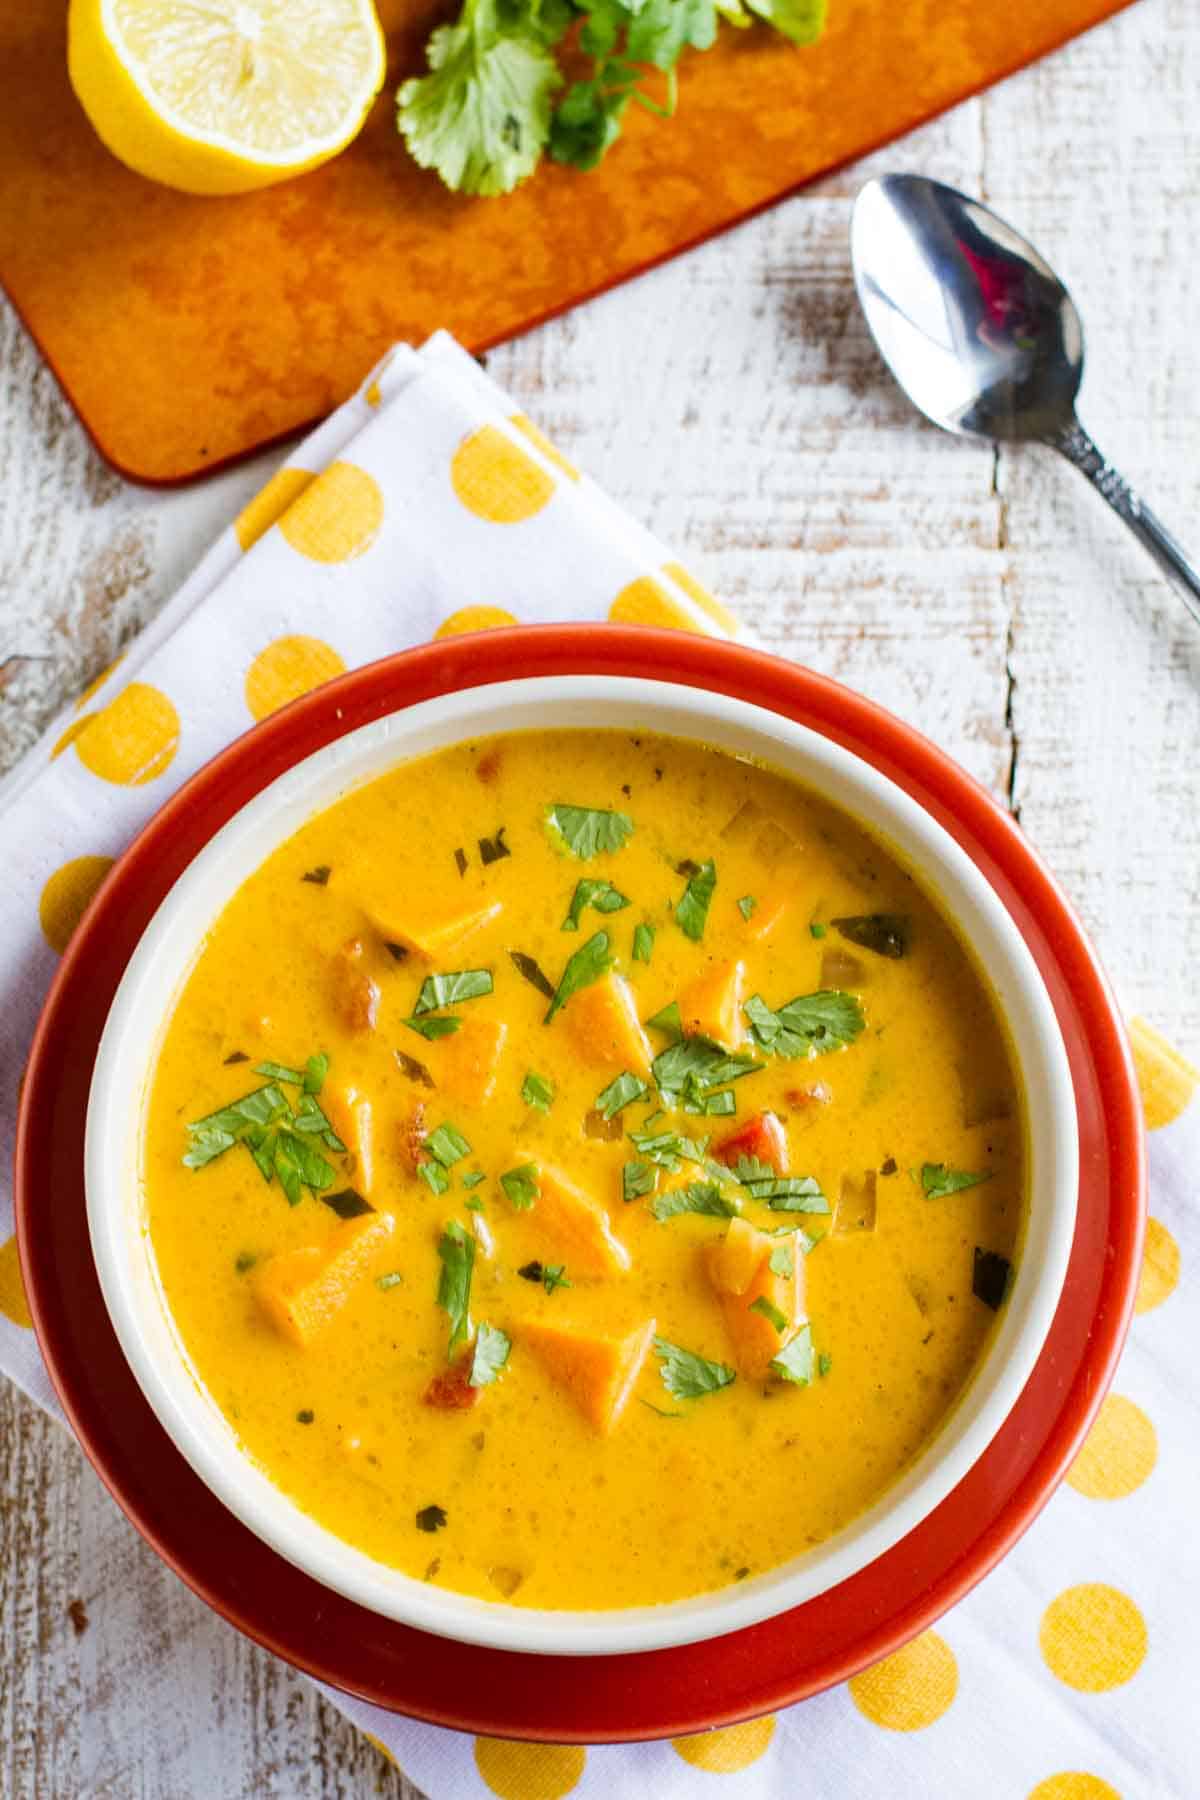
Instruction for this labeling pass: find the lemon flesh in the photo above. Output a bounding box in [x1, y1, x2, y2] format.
[68, 0, 387, 195]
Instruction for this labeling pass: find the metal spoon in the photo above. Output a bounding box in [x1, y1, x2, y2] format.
[850, 173, 1200, 625]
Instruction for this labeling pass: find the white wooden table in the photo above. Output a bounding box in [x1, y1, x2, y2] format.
[2, 2, 1197, 1791]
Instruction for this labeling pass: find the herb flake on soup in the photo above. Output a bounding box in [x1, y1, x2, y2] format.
[143, 731, 1024, 1611]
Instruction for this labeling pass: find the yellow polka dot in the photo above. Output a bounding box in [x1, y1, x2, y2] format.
[38, 855, 116, 953]
[234, 467, 316, 552]
[672, 1716, 776, 1771]
[1028, 1776, 1121, 1800]
[510, 415, 580, 482]
[1039, 1584, 1147, 1692]
[277, 461, 384, 563]
[662, 561, 739, 634]
[1129, 1016, 1197, 1128]
[451, 426, 556, 524]
[848, 1630, 958, 1730]
[71, 683, 179, 785]
[473, 1738, 585, 1799]
[244, 636, 346, 722]
[1135, 1215, 1179, 1315]
[608, 575, 723, 637]
[1066, 1394, 1157, 1500]
[365, 379, 382, 408]
[433, 606, 519, 640]
[0, 1236, 33, 1329]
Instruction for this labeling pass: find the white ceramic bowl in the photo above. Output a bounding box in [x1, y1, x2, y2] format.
[86, 675, 1078, 1656]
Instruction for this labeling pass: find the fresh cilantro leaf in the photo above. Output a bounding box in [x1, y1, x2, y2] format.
[818, 1351, 833, 1377]
[426, 1123, 471, 1168]
[809, 921, 827, 939]
[640, 1397, 684, 1419]
[461, 1170, 487, 1189]
[768, 1242, 794, 1277]
[919, 1163, 992, 1199]
[545, 930, 613, 1022]
[596, 1070, 649, 1119]
[253, 1060, 307, 1086]
[737, 895, 757, 921]
[972, 1247, 1014, 1309]
[627, 0, 718, 67]
[704, 1089, 736, 1116]
[521, 1070, 555, 1113]
[654, 1336, 736, 1399]
[652, 1035, 760, 1105]
[627, 1127, 709, 1171]
[744, 989, 866, 1059]
[415, 1503, 447, 1532]
[545, 803, 634, 859]
[289, 1089, 345, 1151]
[623, 1160, 657, 1202]
[376, 1270, 404, 1291]
[413, 969, 493, 1016]
[771, 1322, 814, 1385]
[321, 1188, 373, 1219]
[501, 1163, 539, 1209]
[464, 1196, 484, 1212]
[674, 857, 716, 940]
[395, 1047, 435, 1087]
[509, 950, 556, 999]
[404, 1014, 463, 1041]
[632, 922, 655, 963]
[644, 999, 683, 1041]
[184, 1084, 291, 1168]
[730, 1156, 829, 1213]
[234, 1250, 257, 1275]
[301, 865, 331, 886]
[469, 1321, 512, 1387]
[436, 1221, 475, 1356]
[831, 913, 909, 959]
[744, 0, 826, 44]
[419, 1159, 451, 1196]
[397, 0, 562, 198]
[303, 1052, 329, 1095]
[749, 1294, 788, 1333]
[650, 1180, 740, 1220]
[519, 1259, 572, 1293]
[562, 877, 629, 930]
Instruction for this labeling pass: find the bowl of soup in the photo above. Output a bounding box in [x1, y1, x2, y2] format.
[85, 664, 1077, 1656]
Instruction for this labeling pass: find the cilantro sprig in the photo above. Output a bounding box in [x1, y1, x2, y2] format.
[183, 1056, 345, 1206]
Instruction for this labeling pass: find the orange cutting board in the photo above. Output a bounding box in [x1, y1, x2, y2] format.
[1, 0, 1132, 484]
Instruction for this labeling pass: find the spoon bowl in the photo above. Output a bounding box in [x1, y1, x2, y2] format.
[851, 174, 1200, 623]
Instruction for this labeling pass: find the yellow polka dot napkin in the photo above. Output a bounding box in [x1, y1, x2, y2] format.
[0, 334, 1194, 1797]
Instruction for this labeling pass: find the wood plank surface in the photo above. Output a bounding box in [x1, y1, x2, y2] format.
[1, 0, 1196, 1790]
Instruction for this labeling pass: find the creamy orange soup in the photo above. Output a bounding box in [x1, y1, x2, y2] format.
[143, 730, 1023, 1610]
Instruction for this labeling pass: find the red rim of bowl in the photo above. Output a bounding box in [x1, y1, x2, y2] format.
[15, 625, 1146, 1741]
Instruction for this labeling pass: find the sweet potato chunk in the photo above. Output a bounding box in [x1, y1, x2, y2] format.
[562, 972, 652, 1077]
[254, 1213, 395, 1347]
[332, 938, 380, 1035]
[705, 1220, 805, 1381]
[365, 897, 501, 962]
[321, 1086, 374, 1195]
[713, 1110, 788, 1175]
[678, 959, 746, 1050]
[523, 1317, 656, 1433]
[519, 1159, 631, 1276]
[434, 1015, 508, 1108]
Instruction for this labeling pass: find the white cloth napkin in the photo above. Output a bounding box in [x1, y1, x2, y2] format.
[0, 334, 1191, 1798]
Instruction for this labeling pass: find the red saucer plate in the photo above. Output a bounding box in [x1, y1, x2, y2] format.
[16, 627, 1145, 1742]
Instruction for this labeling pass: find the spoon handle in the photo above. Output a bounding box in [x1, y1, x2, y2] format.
[1050, 419, 1200, 626]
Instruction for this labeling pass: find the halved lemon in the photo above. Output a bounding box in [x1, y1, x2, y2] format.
[68, 0, 387, 195]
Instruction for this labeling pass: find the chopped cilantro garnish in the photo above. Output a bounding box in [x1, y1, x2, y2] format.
[650, 1180, 740, 1220]
[254, 1059, 307, 1086]
[744, 989, 866, 1059]
[633, 922, 655, 963]
[627, 1126, 709, 1171]
[749, 1294, 788, 1333]
[425, 1123, 471, 1168]
[644, 999, 683, 1042]
[394, 1047, 435, 1087]
[403, 1014, 462, 1041]
[518, 1259, 571, 1294]
[651, 1035, 760, 1107]
[500, 1163, 539, 1210]
[831, 913, 909, 959]
[376, 1270, 404, 1291]
[654, 1336, 736, 1400]
[296, 1409, 314, 1424]
[412, 969, 493, 1016]
[640, 1398, 684, 1420]
[234, 1250, 257, 1274]
[595, 1070, 649, 1119]
[509, 950, 555, 999]
[469, 1322, 511, 1387]
[478, 827, 510, 866]
[623, 1160, 657, 1202]
[545, 803, 634, 859]
[461, 1170, 486, 1188]
[521, 1070, 555, 1113]
[418, 1159, 451, 1196]
[818, 1351, 833, 1377]
[183, 1071, 343, 1206]
[544, 930, 613, 1022]
[301, 865, 331, 886]
[768, 1242, 794, 1277]
[973, 1248, 1014, 1309]
[731, 1156, 829, 1213]
[737, 895, 757, 921]
[770, 1322, 815, 1385]
[321, 1188, 373, 1219]
[674, 857, 716, 941]
[562, 877, 630, 931]
[919, 1162, 993, 1199]
[415, 1504, 447, 1533]
[704, 1089, 736, 1116]
[435, 1221, 474, 1356]
[464, 1196, 484, 1212]
[809, 921, 827, 939]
